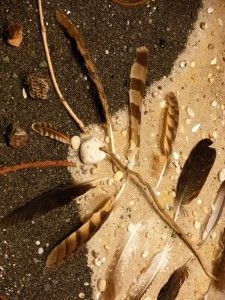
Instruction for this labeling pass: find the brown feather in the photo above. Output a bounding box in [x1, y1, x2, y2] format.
[175, 139, 216, 207]
[213, 229, 225, 293]
[0, 183, 92, 227]
[160, 92, 179, 158]
[46, 197, 116, 267]
[157, 264, 189, 300]
[32, 122, 71, 144]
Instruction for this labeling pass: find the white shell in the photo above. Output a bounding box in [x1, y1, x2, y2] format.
[80, 137, 106, 164]
[71, 135, 81, 150]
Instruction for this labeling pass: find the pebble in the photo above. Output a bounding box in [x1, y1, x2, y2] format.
[141, 250, 148, 259]
[207, 7, 214, 14]
[38, 247, 44, 255]
[22, 88, 27, 99]
[79, 292, 85, 299]
[218, 169, 225, 182]
[113, 170, 124, 182]
[5, 22, 23, 47]
[179, 60, 187, 68]
[173, 151, 179, 160]
[190, 61, 196, 68]
[152, 90, 159, 97]
[6, 124, 29, 149]
[187, 107, 195, 118]
[194, 220, 201, 230]
[197, 199, 202, 205]
[192, 123, 201, 133]
[39, 60, 48, 68]
[104, 136, 110, 144]
[80, 137, 106, 164]
[211, 100, 218, 107]
[200, 22, 207, 30]
[35, 240, 40, 245]
[210, 57, 217, 65]
[211, 131, 218, 139]
[211, 232, 217, 239]
[208, 44, 214, 50]
[70, 135, 81, 150]
[97, 279, 106, 292]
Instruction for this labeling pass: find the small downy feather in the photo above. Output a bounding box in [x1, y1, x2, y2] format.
[32, 122, 71, 144]
[127, 243, 171, 300]
[156, 92, 179, 190]
[156, 263, 189, 300]
[103, 223, 143, 299]
[200, 181, 225, 244]
[174, 139, 216, 221]
[0, 182, 92, 227]
[213, 228, 225, 293]
[46, 197, 116, 267]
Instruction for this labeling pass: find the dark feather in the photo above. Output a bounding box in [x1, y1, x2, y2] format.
[213, 228, 225, 293]
[0, 182, 92, 227]
[157, 264, 189, 300]
[176, 139, 216, 206]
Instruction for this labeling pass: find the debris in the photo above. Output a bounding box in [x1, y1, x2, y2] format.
[25, 73, 50, 100]
[210, 57, 217, 65]
[173, 151, 179, 160]
[207, 7, 214, 14]
[194, 220, 201, 230]
[113, 170, 124, 182]
[38, 247, 44, 255]
[80, 137, 106, 164]
[191, 123, 201, 133]
[97, 279, 106, 292]
[211, 100, 218, 107]
[4, 22, 23, 47]
[71, 135, 81, 150]
[6, 124, 29, 149]
[200, 22, 207, 30]
[218, 169, 225, 182]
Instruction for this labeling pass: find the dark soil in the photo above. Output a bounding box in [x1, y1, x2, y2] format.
[0, 0, 201, 299]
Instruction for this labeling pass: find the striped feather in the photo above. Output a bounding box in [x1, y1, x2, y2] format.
[128, 46, 149, 165]
[32, 122, 71, 144]
[46, 197, 116, 267]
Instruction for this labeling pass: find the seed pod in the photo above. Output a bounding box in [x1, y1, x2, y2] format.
[5, 22, 23, 47]
[25, 73, 50, 100]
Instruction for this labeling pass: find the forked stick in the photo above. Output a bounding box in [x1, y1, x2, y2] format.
[103, 148, 216, 281]
[37, 0, 87, 133]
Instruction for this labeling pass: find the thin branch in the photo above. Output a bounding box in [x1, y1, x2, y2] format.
[0, 160, 76, 176]
[37, 0, 87, 133]
[103, 148, 216, 281]
[111, 0, 149, 8]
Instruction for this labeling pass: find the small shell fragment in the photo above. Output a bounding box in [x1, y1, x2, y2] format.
[192, 123, 201, 133]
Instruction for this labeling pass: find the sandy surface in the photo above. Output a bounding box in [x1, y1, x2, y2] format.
[68, 1, 225, 299]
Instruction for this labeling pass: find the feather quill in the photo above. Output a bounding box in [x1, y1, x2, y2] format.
[32, 122, 71, 144]
[174, 139, 216, 221]
[157, 263, 189, 300]
[0, 182, 92, 227]
[200, 181, 225, 244]
[156, 92, 179, 190]
[127, 243, 171, 300]
[128, 46, 149, 166]
[103, 223, 143, 299]
[46, 197, 116, 267]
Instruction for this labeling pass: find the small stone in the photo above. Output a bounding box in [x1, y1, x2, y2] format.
[22, 88, 27, 99]
[218, 169, 225, 182]
[160, 100, 166, 108]
[207, 7, 214, 14]
[197, 199, 202, 205]
[190, 61, 196, 68]
[179, 60, 187, 68]
[208, 44, 214, 50]
[194, 220, 201, 230]
[200, 22, 207, 30]
[2, 56, 10, 63]
[5, 22, 23, 47]
[211, 131, 218, 139]
[187, 107, 195, 118]
[113, 170, 124, 182]
[104, 136, 110, 144]
[80, 137, 106, 164]
[12, 72, 18, 79]
[97, 279, 106, 292]
[35, 240, 40, 245]
[70, 135, 81, 150]
[79, 293, 85, 299]
[93, 257, 102, 266]
[192, 123, 201, 133]
[105, 50, 109, 55]
[6, 124, 29, 149]
[210, 57, 217, 65]
[38, 247, 44, 255]
[208, 77, 215, 84]
[141, 250, 148, 259]
[39, 60, 48, 68]
[152, 90, 159, 97]
[25, 73, 50, 100]
[173, 151, 179, 160]
[211, 100, 218, 107]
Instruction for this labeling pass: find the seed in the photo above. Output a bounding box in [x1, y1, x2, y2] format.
[97, 279, 106, 292]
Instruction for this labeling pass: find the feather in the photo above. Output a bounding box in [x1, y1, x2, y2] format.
[103, 223, 143, 299]
[56, 11, 116, 154]
[32, 122, 71, 144]
[156, 92, 179, 190]
[46, 197, 116, 267]
[213, 228, 225, 293]
[156, 263, 189, 300]
[0, 182, 92, 227]
[128, 46, 149, 166]
[174, 139, 216, 221]
[200, 181, 225, 244]
[127, 243, 171, 300]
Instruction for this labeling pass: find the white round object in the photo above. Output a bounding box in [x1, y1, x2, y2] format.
[80, 137, 106, 164]
[71, 135, 81, 150]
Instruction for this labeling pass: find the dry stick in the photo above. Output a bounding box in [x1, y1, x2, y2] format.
[112, 0, 149, 7]
[37, 0, 87, 133]
[103, 148, 216, 281]
[0, 160, 76, 176]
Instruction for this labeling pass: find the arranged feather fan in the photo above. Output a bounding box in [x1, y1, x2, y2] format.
[174, 139, 216, 220]
[0, 182, 92, 227]
[157, 262, 189, 300]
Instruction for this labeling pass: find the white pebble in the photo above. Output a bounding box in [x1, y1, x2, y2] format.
[105, 50, 109, 55]
[190, 61, 196, 68]
[179, 60, 187, 68]
[211, 100, 218, 107]
[152, 90, 159, 97]
[71, 135, 81, 150]
[35, 240, 40, 245]
[197, 199, 202, 205]
[80, 137, 106, 164]
[210, 57, 217, 65]
[194, 220, 201, 230]
[160, 100, 166, 108]
[173, 151, 179, 160]
[97, 279, 106, 292]
[141, 251, 148, 259]
[192, 123, 201, 133]
[207, 7, 214, 14]
[113, 170, 124, 182]
[79, 292, 85, 299]
[218, 169, 225, 182]
[187, 107, 195, 118]
[38, 247, 44, 255]
[22, 88, 27, 99]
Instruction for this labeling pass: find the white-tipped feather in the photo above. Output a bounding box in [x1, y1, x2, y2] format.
[200, 181, 225, 244]
[128, 243, 171, 300]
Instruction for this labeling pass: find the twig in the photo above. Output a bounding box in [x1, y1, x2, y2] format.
[0, 160, 76, 176]
[103, 148, 216, 281]
[37, 0, 87, 133]
[111, 0, 149, 8]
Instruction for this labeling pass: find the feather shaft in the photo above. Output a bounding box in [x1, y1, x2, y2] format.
[32, 122, 71, 144]
[46, 197, 116, 267]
